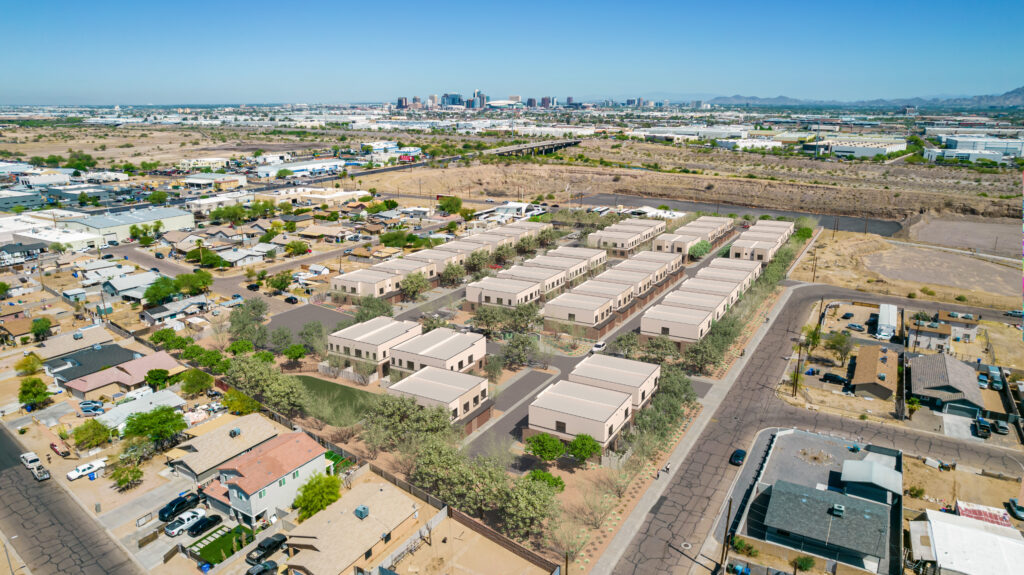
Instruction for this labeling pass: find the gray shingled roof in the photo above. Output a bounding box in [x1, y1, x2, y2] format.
[910, 354, 983, 407]
[764, 480, 889, 558]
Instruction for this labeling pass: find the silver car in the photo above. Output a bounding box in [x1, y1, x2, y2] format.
[164, 509, 206, 537]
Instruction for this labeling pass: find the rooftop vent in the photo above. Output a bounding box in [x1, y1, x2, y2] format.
[228, 427, 242, 438]
[354, 505, 369, 520]
[832, 504, 845, 517]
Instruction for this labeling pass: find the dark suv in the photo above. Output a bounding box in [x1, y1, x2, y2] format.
[246, 534, 287, 565]
[158, 493, 200, 523]
[821, 373, 849, 385]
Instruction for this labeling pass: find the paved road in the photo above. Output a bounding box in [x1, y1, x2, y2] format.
[606, 283, 1024, 575]
[464, 369, 561, 458]
[0, 426, 143, 575]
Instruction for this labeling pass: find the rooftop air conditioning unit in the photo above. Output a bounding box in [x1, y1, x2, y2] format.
[832, 504, 845, 517]
[354, 505, 369, 520]
[228, 427, 242, 438]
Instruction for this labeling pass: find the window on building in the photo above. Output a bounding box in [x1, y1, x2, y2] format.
[555, 421, 566, 433]
[473, 395, 479, 406]
[355, 349, 362, 358]
[661, 327, 670, 336]
[343, 346, 350, 355]
[451, 408, 458, 419]
[463, 401, 470, 413]
[379, 288, 384, 295]
[279, 478, 286, 487]
[641, 389, 646, 401]
[258, 489, 265, 499]
[484, 295, 491, 303]
[383, 532, 391, 543]
[480, 388, 487, 398]
[293, 470, 299, 479]
[458, 360, 464, 369]
[568, 313, 576, 322]
[364, 548, 373, 560]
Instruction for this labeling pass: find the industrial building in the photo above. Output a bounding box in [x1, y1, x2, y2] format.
[183, 173, 247, 190]
[255, 158, 347, 178]
[0, 189, 46, 211]
[177, 157, 229, 170]
[943, 135, 1024, 157]
[62, 207, 195, 242]
[828, 139, 907, 158]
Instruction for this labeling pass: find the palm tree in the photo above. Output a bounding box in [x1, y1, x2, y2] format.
[906, 397, 921, 420]
[195, 239, 205, 266]
[152, 220, 164, 237]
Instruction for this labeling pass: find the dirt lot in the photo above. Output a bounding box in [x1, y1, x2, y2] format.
[791, 231, 1019, 310]
[908, 215, 1020, 258]
[902, 457, 1023, 522]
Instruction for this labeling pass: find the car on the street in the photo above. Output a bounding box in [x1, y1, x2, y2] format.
[343, 248, 354, 254]
[232, 294, 243, 300]
[1004, 310, 1023, 318]
[165, 509, 206, 537]
[158, 492, 201, 522]
[993, 420, 1010, 435]
[186, 514, 222, 537]
[79, 400, 103, 410]
[1009, 498, 1024, 521]
[155, 252, 165, 259]
[821, 373, 849, 385]
[31, 466, 51, 481]
[591, 341, 607, 354]
[284, 296, 299, 304]
[246, 561, 278, 575]
[101, 254, 114, 260]
[19, 452, 40, 469]
[841, 312, 855, 320]
[49, 442, 70, 457]
[729, 449, 747, 466]
[81, 406, 104, 417]
[247, 284, 260, 291]
[847, 323, 865, 332]
[108, 240, 119, 246]
[246, 533, 288, 565]
[66, 458, 107, 481]
[150, 267, 160, 273]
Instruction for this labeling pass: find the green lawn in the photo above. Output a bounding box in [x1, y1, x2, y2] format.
[194, 525, 253, 565]
[296, 375, 378, 427]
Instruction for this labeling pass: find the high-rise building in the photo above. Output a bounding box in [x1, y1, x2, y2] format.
[428, 94, 439, 108]
[412, 96, 421, 104]
[442, 93, 465, 107]
[540, 97, 551, 108]
[626, 99, 637, 106]
[396, 97, 408, 109]
[691, 100, 704, 109]
[477, 93, 487, 108]
[566, 97, 574, 105]
[526, 98, 537, 107]
[509, 95, 521, 103]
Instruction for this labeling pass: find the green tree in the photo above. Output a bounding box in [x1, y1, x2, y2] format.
[439, 263, 465, 287]
[123, 406, 186, 443]
[493, 244, 516, 265]
[299, 321, 326, 359]
[18, 377, 49, 408]
[498, 474, 559, 542]
[613, 332, 640, 358]
[276, 169, 294, 178]
[791, 556, 816, 573]
[224, 389, 260, 414]
[174, 270, 213, 295]
[229, 299, 269, 348]
[515, 236, 538, 255]
[266, 271, 293, 292]
[110, 463, 144, 490]
[144, 369, 170, 390]
[643, 335, 680, 363]
[688, 240, 711, 259]
[473, 306, 506, 335]
[400, 272, 429, 301]
[802, 324, 822, 355]
[270, 327, 293, 351]
[826, 332, 853, 366]
[438, 196, 462, 214]
[484, 355, 505, 383]
[253, 350, 275, 362]
[285, 240, 309, 257]
[143, 277, 177, 306]
[506, 303, 541, 333]
[0, 281, 9, 298]
[354, 297, 392, 322]
[465, 250, 492, 273]
[73, 419, 111, 449]
[906, 397, 921, 420]
[180, 369, 214, 396]
[226, 339, 254, 356]
[566, 434, 602, 464]
[147, 190, 168, 204]
[363, 395, 455, 452]
[503, 333, 538, 367]
[15, 353, 42, 375]
[283, 344, 307, 364]
[421, 316, 448, 333]
[525, 432, 565, 462]
[292, 473, 342, 522]
[49, 242, 68, 255]
[30, 318, 52, 341]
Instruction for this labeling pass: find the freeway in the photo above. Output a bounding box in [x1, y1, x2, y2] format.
[600, 283, 1024, 575]
[0, 426, 143, 575]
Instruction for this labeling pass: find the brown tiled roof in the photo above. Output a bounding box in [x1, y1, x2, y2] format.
[851, 345, 896, 395]
[219, 432, 326, 495]
[0, 317, 34, 337]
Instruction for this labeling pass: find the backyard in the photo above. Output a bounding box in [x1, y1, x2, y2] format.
[191, 525, 254, 565]
[296, 375, 379, 427]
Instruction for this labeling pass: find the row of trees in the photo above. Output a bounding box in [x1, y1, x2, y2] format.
[143, 270, 213, 306]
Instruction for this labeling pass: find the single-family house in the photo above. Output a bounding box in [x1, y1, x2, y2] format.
[63, 351, 182, 400]
[170, 413, 281, 483]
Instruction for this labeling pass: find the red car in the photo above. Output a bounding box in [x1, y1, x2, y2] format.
[49, 442, 70, 457]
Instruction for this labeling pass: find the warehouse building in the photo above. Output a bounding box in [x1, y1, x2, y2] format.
[327, 316, 421, 378]
[183, 173, 247, 191]
[256, 158, 347, 178]
[387, 366, 490, 423]
[527, 380, 632, 450]
[63, 207, 195, 242]
[498, 265, 566, 297]
[569, 354, 660, 410]
[13, 227, 102, 251]
[389, 328, 486, 377]
[0, 189, 46, 211]
[829, 139, 907, 158]
[640, 305, 714, 350]
[542, 292, 617, 339]
[465, 277, 541, 310]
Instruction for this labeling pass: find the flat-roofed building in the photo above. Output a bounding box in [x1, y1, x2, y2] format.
[328, 316, 421, 378]
[595, 268, 653, 299]
[387, 366, 489, 421]
[937, 310, 980, 342]
[498, 265, 566, 296]
[465, 276, 541, 309]
[587, 229, 645, 257]
[692, 215, 734, 240]
[614, 257, 670, 285]
[673, 223, 714, 243]
[678, 277, 743, 304]
[436, 239, 492, 255]
[462, 232, 515, 250]
[640, 304, 714, 349]
[739, 230, 786, 245]
[730, 239, 778, 262]
[572, 280, 634, 311]
[389, 328, 486, 375]
[405, 248, 466, 269]
[487, 226, 531, 242]
[631, 250, 683, 276]
[543, 292, 616, 338]
[614, 218, 667, 241]
[661, 289, 730, 320]
[527, 380, 632, 449]
[652, 232, 702, 257]
[696, 266, 756, 290]
[331, 269, 398, 300]
[524, 255, 590, 284]
[569, 354, 659, 410]
[751, 219, 794, 240]
[707, 257, 763, 280]
[504, 219, 553, 236]
[546, 246, 607, 271]
[371, 257, 437, 281]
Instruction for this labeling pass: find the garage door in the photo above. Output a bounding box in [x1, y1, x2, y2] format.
[944, 403, 979, 419]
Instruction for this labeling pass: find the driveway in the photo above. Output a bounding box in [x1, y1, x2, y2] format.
[7, 400, 73, 429]
[464, 369, 560, 458]
[940, 413, 983, 443]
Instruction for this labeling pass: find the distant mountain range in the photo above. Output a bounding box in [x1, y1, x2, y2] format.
[707, 86, 1024, 108]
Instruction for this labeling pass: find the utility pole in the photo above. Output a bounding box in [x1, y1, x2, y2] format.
[811, 247, 818, 283]
[720, 497, 733, 569]
[832, 215, 838, 239]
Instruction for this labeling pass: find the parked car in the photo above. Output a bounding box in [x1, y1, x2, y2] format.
[108, 240, 119, 246]
[155, 252, 165, 259]
[232, 294, 243, 300]
[79, 400, 103, 410]
[206, 388, 223, 399]
[165, 509, 206, 537]
[80, 406, 104, 417]
[246, 561, 278, 575]
[993, 420, 1010, 435]
[186, 514, 222, 537]
[19, 452, 40, 469]
[978, 374, 989, 389]
[49, 442, 70, 457]
[150, 267, 160, 273]
[975, 417, 992, 439]
[158, 492, 201, 522]
[246, 534, 288, 565]
[821, 373, 849, 385]
[101, 254, 114, 260]
[591, 341, 607, 354]
[1009, 498, 1024, 521]
[1004, 310, 1023, 318]
[31, 466, 51, 481]
[247, 284, 260, 291]
[847, 323, 865, 332]
[284, 296, 299, 304]
[841, 312, 855, 320]
[66, 458, 107, 481]
[729, 449, 747, 466]
[207, 402, 226, 413]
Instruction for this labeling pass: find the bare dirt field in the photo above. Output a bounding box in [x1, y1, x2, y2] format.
[791, 231, 1018, 310]
[908, 214, 1020, 258]
[902, 457, 1022, 520]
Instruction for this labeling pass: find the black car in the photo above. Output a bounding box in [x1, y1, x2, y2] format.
[246, 561, 278, 575]
[158, 493, 200, 523]
[841, 312, 855, 320]
[150, 267, 160, 273]
[822, 373, 849, 385]
[246, 534, 287, 565]
[247, 284, 260, 291]
[101, 254, 114, 260]
[108, 240, 119, 246]
[206, 388, 223, 398]
[284, 296, 299, 304]
[729, 449, 747, 466]
[186, 514, 222, 537]
[155, 252, 165, 259]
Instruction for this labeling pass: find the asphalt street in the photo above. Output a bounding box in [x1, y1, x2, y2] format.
[0, 426, 143, 575]
[608, 284, 1024, 575]
[464, 369, 562, 458]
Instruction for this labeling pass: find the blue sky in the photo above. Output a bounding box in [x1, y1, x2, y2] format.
[2, 0, 1020, 104]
